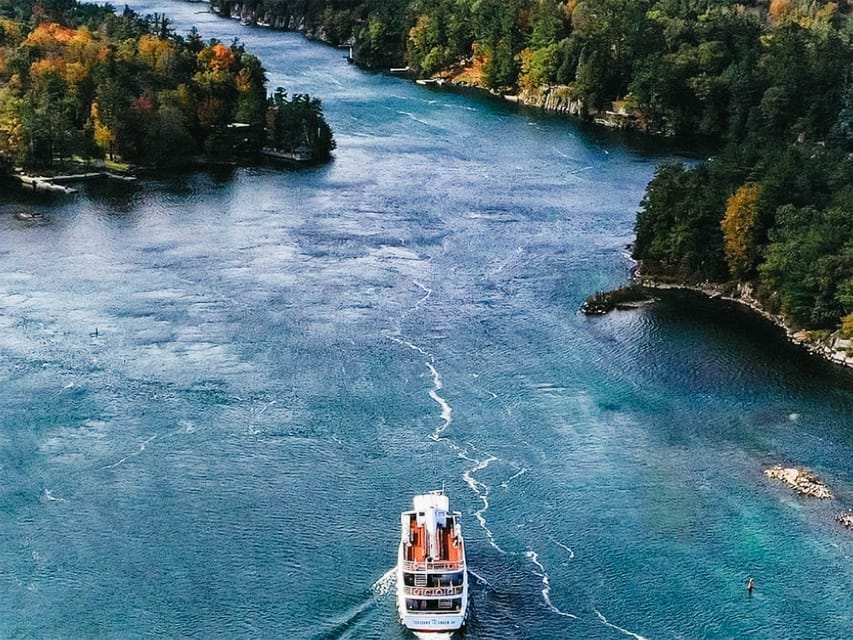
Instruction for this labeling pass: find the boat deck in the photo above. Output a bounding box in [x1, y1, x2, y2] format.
[404, 515, 462, 565]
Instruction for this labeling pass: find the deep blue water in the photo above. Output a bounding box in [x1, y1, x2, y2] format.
[1, 4, 852, 637]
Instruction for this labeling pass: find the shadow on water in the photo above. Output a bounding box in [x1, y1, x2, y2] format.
[651, 289, 853, 394]
[404, 81, 717, 163]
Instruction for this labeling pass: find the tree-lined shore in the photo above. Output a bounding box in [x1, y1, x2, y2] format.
[0, 0, 334, 171]
[3, 0, 852, 360]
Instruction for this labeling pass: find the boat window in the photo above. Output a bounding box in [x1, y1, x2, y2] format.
[406, 598, 462, 613]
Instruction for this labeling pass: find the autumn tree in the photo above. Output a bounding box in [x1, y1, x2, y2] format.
[721, 182, 763, 280]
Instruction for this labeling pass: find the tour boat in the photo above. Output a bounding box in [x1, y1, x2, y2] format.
[397, 490, 468, 637]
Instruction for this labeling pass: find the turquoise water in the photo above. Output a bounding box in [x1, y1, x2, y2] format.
[1, 4, 852, 637]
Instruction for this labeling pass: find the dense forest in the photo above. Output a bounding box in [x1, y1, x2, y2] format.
[0, 0, 334, 168]
[218, 0, 853, 336]
[3, 0, 852, 335]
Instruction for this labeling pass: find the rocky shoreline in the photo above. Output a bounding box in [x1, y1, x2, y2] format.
[197, 1, 663, 134]
[580, 285, 657, 315]
[636, 277, 853, 372]
[582, 266, 853, 373]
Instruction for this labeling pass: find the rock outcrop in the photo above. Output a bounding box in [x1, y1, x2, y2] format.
[517, 85, 589, 118]
[637, 277, 853, 371]
[581, 285, 657, 315]
[764, 465, 833, 499]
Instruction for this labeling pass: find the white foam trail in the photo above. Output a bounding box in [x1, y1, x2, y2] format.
[412, 279, 432, 309]
[371, 567, 396, 597]
[43, 489, 65, 502]
[549, 537, 575, 560]
[397, 110, 435, 128]
[499, 466, 528, 489]
[389, 335, 430, 358]
[525, 550, 578, 619]
[484, 387, 512, 416]
[104, 434, 159, 469]
[467, 568, 492, 587]
[426, 362, 452, 440]
[594, 609, 649, 640]
[458, 451, 505, 553]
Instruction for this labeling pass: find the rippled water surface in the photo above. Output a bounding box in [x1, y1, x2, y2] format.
[2, 4, 853, 638]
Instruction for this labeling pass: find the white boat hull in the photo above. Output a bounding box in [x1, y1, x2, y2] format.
[396, 491, 468, 637]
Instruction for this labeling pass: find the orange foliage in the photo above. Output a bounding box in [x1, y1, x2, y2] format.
[24, 23, 78, 47]
[133, 91, 155, 114]
[768, 0, 792, 19]
[196, 42, 237, 74]
[22, 23, 101, 73]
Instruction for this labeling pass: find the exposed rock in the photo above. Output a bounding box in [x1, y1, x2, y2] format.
[517, 85, 589, 118]
[637, 275, 853, 371]
[581, 285, 657, 315]
[764, 465, 833, 499]
[836, 512, 853, 529]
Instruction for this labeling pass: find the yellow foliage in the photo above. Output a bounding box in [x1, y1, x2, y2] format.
[840, 313, 853, 338]
[517, 48, 537, 92]
[0, 18, 24, 46]
[30, 57, 65, 78]
[90, 101, 115, 153]
[235, 67, 254, 93]
[138, 34, 178, 75]
[0, 86, 24, 154]
[721, 182, 763, 279]
[65, 61, 87, 85]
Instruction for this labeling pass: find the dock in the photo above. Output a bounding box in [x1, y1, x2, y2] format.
[13, 175, 78, 194]
[260, 147, 312, 163]
[7, 171, 136, 195]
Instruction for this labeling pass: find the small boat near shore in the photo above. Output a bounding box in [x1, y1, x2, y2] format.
[397, 490, 468, 637]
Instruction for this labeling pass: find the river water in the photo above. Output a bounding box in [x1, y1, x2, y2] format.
[1, 3, 852, 638]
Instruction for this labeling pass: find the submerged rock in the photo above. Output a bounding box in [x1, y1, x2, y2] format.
[764, 465, 833, 499]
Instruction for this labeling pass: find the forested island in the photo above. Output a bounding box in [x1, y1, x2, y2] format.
[212, 0, 852, 364]
[0, 0, 334, 172]
[3, 0, 852, 362]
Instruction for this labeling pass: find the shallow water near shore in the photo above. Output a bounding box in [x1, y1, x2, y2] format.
[1, 3, 852, 638]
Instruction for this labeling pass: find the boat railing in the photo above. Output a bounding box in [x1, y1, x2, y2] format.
[402, 584, 464, 597]
[402, 560, 464, 572]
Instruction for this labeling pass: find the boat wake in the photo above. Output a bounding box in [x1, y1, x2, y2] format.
[370, 567, 396, 597]
[594, 609, 649, 640]
[426, 361, 453, 440]
[103, 433, 160, 469]
[390, 278, 646, 637]
[313, 569, 399, 639]
[525, 550, 578, 619]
